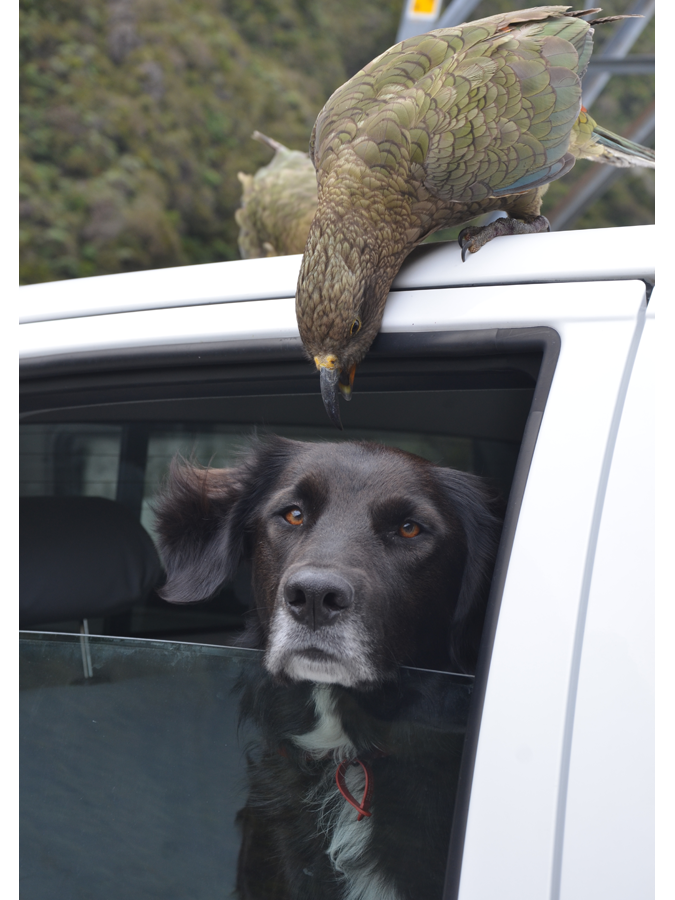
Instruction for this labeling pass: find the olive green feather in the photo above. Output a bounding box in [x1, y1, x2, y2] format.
[236, 132, 318, 259]
[294, 6, 655, 423]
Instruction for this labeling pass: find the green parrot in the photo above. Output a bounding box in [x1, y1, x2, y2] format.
[236, 132, 318, 259]
[295, 6, 655, 428]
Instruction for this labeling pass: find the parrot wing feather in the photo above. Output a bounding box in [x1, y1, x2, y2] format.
[311, 9, 594, 206]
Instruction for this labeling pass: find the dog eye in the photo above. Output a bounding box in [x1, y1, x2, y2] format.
[350, 317, 361, 337]
[398, 521, 421, 538]
[283, 508, 304, 526]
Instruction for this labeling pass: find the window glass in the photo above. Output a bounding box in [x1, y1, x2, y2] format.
[20, 414, 516, 632]
[20, 344, 550, 897]
[140, 424, 475, 540]
[20, 633, 473, 900]
[20, 385, 527, 642]
[19, 423, 122, 500]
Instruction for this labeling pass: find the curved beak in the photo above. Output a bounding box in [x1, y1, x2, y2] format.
[319, 364, 342, 430]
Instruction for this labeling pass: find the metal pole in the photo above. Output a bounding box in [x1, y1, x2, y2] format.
[80, 618, 94, 680]
[436, 0, 481, 29]
[585, 55, 654, 76]
[582, 0, 655, 108]
[396, 0, 443, 43]
[396, 0, 483, 43]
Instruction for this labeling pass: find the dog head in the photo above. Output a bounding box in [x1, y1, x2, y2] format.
[154, 436, 503, 685]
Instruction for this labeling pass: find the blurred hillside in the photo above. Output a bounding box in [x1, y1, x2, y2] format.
[20, 0, 654, 285]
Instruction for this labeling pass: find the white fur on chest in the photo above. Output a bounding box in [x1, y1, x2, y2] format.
[292, 683, 355, 761]
[291, 686, 403, 900]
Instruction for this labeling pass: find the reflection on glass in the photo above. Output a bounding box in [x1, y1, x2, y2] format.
[20, 634, 472, 900]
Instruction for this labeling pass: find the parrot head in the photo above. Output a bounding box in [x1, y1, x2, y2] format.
[294, 208, 401, 429]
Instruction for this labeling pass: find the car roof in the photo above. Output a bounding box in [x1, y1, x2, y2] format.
[19, 225, 655, 325]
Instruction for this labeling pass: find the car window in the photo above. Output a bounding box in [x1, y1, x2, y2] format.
[20, 322, 550, 637]
[20, 329, 558, 899]
[20, 404, 526, 642]
[20, 633, 473, 900]
[20, 423, 123, 502]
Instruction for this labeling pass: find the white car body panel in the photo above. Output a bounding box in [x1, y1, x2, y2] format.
[19, 225, 654, 325]
[19, 226, 655, 899]
[558, 293, 655, 900]
[458, 287, 647, 900]
[21, 279, 643, 361]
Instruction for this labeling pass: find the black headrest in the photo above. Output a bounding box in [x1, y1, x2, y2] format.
[20, 496, 163, 627]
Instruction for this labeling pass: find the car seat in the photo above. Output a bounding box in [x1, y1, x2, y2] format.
[20, 496, 162, 628]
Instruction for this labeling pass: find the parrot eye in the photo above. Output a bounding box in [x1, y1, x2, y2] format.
[283, 507, 304, 526]
[350, 318, 361, 337]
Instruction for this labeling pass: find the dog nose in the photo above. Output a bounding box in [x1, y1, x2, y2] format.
[283, 569, 354, 629]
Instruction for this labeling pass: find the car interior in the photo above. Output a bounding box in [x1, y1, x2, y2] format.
[20, 330, 555, 646]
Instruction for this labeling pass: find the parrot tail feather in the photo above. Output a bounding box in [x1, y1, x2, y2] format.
[591, 125, 655, 169]
[251, 131, 287, 154]
[587, 14, 642, 26]
[565, 9, 602, 18]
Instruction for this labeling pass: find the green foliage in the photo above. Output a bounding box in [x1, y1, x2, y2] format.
[20, 0, 402, 283]
[20, 0, 654, 284]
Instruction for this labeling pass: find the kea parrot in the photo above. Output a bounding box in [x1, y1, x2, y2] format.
[294, 6, 655, 428]
[236, 132, 318, 259]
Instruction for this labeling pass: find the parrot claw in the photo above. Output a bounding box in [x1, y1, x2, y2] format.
[458, 216, 551, 260]
[458, 225, 488, 262]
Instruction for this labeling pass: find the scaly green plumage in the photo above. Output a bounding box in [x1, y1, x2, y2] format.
[295, 7, 655, 427]
[236, 132, 318, 259]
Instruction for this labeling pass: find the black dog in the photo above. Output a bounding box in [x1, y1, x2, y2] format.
[155, 436, 503, 899]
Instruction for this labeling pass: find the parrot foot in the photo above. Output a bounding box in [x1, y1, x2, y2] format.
[458, 216, 551, 262]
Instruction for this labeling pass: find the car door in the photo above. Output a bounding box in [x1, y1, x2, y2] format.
[20, 246, 653, 899]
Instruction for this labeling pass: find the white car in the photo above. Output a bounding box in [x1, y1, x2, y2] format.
[19, 224, 655, 900]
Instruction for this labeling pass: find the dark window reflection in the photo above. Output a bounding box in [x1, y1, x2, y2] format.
[20, 634, 472, 900]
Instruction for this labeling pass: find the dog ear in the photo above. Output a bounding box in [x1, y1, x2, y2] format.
[153, 457, 253, 605]
[153, 435, 299, 605]
[434, 469, 504, 674]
